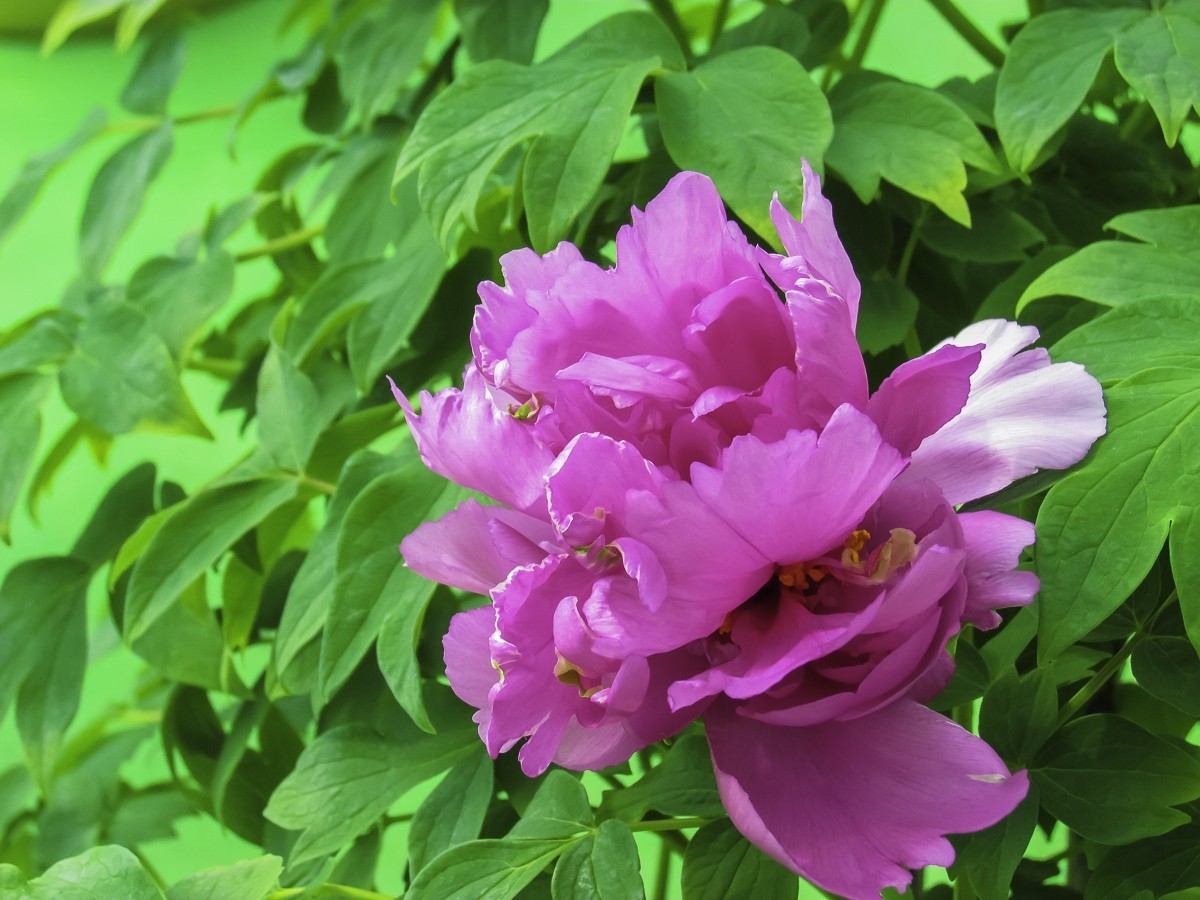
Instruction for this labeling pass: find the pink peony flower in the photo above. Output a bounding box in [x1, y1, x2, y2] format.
[393, 164, 1106, 899]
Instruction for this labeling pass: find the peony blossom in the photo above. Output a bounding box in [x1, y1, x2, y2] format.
[393, 164, 1105, 899]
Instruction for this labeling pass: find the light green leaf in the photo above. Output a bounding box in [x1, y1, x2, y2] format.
[320, 448, 464, 723]
[995, 8, 1140, 172]
[1018, 242, 1200, 312]
[126, 249, 235, 357]
[656, 47, 831, 243]
[124, 476, 299, 641]
[43, 0, 125, 53]
[120, 26, 185, 116]
[165, 855, 282, 900]
[0, 314, 76, 377]
[0, 109, 105, 249]
[117, 0, 171, 51]
[336, 0, 441, 122]
[1114, 3, 1200, 146]
[396, 12, 683, 250]
[409, 838, 579, 900]
[256, 346, 321, 473]
[1106, 206, 1200, 252]
[552, 819, 644, 900]
[79, 123, 173, 278]
[1051, 297, 1200, 382]
[681, 820, 797, 900]
[454, 0, 549, 64]
[1033, 714, 1200, 844]
[409, 751, 494, 876]
[264, 704, 475, 863]
[510, 771, 594, 840]
[59, 299, 210, 436]
[9, 845, 164, 899]
[826, 76, 997, 226]
[0, 373, 51, 542]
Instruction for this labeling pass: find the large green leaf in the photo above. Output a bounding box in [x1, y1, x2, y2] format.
[1, 845, 164, 900]
[408, 837, 579, 900]
[335, 0, 441, 122]
[951, 790, 1039, 900]
[656, 46, 832, 242]
[1086, 824, 1200, 900]
[1114, 2, 1200, 146]
[1106, 206, 1200, 251]
[264, 701, 475, 863]
[1018, 242, 1200, 312]
[165, 856, 282, 900]
[995, 8, 1140, 172]
[395, 12, 683, 250]
[124, 475, 299, 641]
[120, 26, 185, 116]
[509, 771, 594, 839]
[126, 249, 235, 358]
[408, 751, 494, 876]
[1033, 715, 1200, 844]
[826, 75, 997, 226]
[43, 0, 125, 53]
[255, 346, 321, 474]
[1132, 636, 1200, 717]
[681, 820, 797, 900]
[599, 734, 724, 823]
[79, 123, 173, 278]
[59, 299, 210, 437]
[1037, 301, 1200, 659]
[0, 373, 51, 542]
[454, 0, 549, 64]
[551, 819, 645, 900]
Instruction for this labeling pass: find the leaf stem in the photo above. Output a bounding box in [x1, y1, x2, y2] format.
[709, 0, 732, 47]
[186, 356, 244, 378]
[652, 840, 672, 900]
[646, 0, 694, 65]
[297, 473, 338, 495]
[845, 0, 889, 73]
[629, 816, 711, 833]
[1054, 590, 1178, 730]
[234, 224, 325, 263]
[411, 37, 461, 115]
[266, 887, 393, 900]
[921, 0, 1005, 67]
[101, 102, 240, 136]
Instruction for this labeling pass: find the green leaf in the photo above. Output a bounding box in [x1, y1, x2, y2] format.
[826, 76, 996, 226]
[681, 819, 797, 900]
[42, 0, 125, 53]
[256, 346, 321, 473]
[0, 374, 51, 542]
[978, 668, 1058, 766]
[165, 856, 283, 900]
[455, 0, 549, 64]
[126, 249, 236, 357]
[510, 771, 594, 840]
[995, 8, 1140, 172]
[345, 178, 447, 392]
[551, 819, 644, 900]
[79, 123, 173, 278]
[320, 449, 464, 723]
[409, 837, 578, 900]
[952, 789, 1038, 900]
[124, 476, 299, 641]
[336, 0, 441, 122]
[1032, 714, 1200, 844]
[71, 462, 158, 569]
[656, 46, 831, 242]
[1051, 297, 1200, 382]
[1017, 242, 1200, 312]
[10, 845, 164, 899]
[1106, 206, 1200, 252]
[1133, 636, 1200, 717]
[264, 708, 475, 864]
[396, 11, 683, 250]
[920, 202, 1045, 264]
[599, 734, 724, 823]
[0, 109, 105, 250]
[1036, 364, 1200, 660]
[59, 299, 209, 437]
[712, 6, 811, 59]
[856, 273, 919, 355]
[322, 129, 409, 265]
[409, 752, 495, 876]
[130, 577, 242, 693]
[1086, 823, 1200, 900]
[0, 313, 76, 377]
[117, 0, 171, 51]
[283, 258, 396, 364]
[1114, 3, 1200, 146]
[120, 27, 185, 116]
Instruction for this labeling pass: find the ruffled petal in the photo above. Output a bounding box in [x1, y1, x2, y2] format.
[443, 607, 499, 742]
[788, 291, 869, 419]
[904, 320, 1106, 504]
[706, 698, 1029, 900]
[866, 343, 981, 457]
[958, 511, 1039, 630]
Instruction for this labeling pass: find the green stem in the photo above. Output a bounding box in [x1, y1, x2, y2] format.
[845, 0, 889, 72]
[1055, 590, 1178, 730]
[297, 473, 338, 496]
[630, 816, 711, 833]
[646, 0, 694, 64]
[953, 872, 978, 900]
[897, 205, 929, 286]
[652, 840, 672, 900]
[922, 0, 1005, 67]
[235, 224, 325, 263]
[411, 37, 461, 115]
[709, 0, 732, 46]
[186, 356, 243, 378]
[266, 887, 392, 900]
[101, 102, 239, 136]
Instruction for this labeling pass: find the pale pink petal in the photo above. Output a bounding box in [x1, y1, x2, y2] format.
[865, 343, 981, 456]
[958, 511, 1039, 630]
[690, 406, 904, 565]
[706, 699, 1029, 899]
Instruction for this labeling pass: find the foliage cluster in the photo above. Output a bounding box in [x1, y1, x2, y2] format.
[0, 0, 1199, 897]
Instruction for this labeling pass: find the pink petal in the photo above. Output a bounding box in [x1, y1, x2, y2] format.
[959, 511, 1039, 630]
[393, 368, 555, 512]
[443, 607, 499, 741]
[904, 320, 1106, 504]
[866, 343, 981, 456]
[787, 290, 869, 420]
[690, 406, 904, 565]
[706, 699, 1029, 899]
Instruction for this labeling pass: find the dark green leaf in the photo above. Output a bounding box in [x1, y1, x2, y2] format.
[0, 374, 51, 542]
[600, 734, 724, 822]
[510, 771, 594, 840]
[952, 789, 1039, 900]
[125, 475, 299, 640]
[59, 298, 209, 436]
[130, 577, 241, 693]
[920, 203, 1044, 264]
[396, 12, 683, 250]
[336, 0, 441, 121]
[126, 250, 236, 357]
[455, 0, 548, 64]
[256, 346, 321, 473]
[1086, 823, 1200, 900]
[79, 123, 173, 278]
[978, 669, 1058, 766]
[1113, 5, 1200, 146]
[551, 819, 644, 900]
[1133, 636, 1200, 716]
[856, 273, 919, 355]
[712, 7, 810, 59]
[323, 132, 409, 265]
[681, 819, 797, 900]
[0, 109, 105, 249]
[72, 462, 158, 569]
[165, 855, 283, 900]
[408, 837, 578, 900]
[1032, 714, 1200, 844]
[995, 8, 1140, 172]
[120, 27, 185, 116]
[409, 751, 494, 876]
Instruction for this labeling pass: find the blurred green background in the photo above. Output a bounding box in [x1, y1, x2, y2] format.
[0, 0, 1029, 890]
